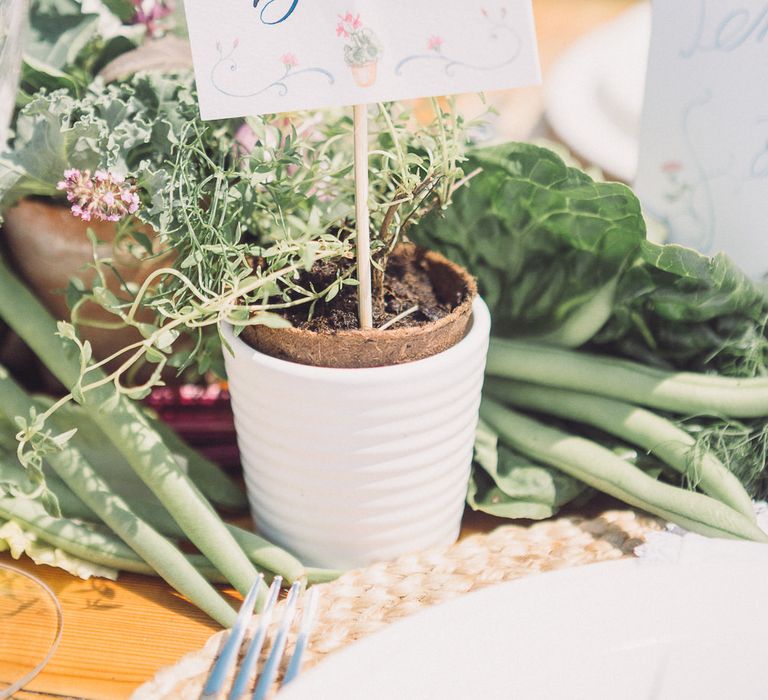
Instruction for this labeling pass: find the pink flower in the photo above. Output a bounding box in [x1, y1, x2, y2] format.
[235, 123, 258, 155]
[132, 0, 174, 38]
[281, 53, 299, 68]
[57, 169, 140, 223]
[662, 161, 684, 174]
[337, 11, 362, 36]
[427, 35, 444, 52]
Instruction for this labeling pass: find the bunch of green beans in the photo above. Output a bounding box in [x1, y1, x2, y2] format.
[0, 260, 339, 625]
[481, 338, 768, 542]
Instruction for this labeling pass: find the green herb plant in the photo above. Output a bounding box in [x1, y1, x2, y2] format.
[0, 71, 475, 540]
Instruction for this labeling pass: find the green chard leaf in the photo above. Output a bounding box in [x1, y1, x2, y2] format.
[594, 240, 768, 375]
[412, 142, 646, 344]
[469, 419, 591, 520]
[24, 0, 101, 72]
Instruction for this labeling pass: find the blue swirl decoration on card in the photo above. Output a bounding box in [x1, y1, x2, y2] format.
[253, 0, 300, 25]
[395, 7, 521, 77]
[211, 40, 334, 99]
[750, 117, 768, 179]
[656, 93, 718, 252]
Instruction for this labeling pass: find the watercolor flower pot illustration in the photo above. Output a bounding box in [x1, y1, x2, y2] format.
[338, 12, 382, 89]
[350, 60, 378, 88]
[2, 198, 169, 368]
[221, 246, 490, 569]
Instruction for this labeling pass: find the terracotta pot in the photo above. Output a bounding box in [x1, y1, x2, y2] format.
[351, 61, 378, 88]
[2, 199, 170, 366]
[223, 248, 490, 568]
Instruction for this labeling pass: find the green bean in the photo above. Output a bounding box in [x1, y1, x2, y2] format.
[148, 414, 248, 512]
[480, 398, 768, 542]
[0, 491, 226, 583]
[1, 457, 310, 586]
[484, 378, 757, 520]
[0, 454, 93, 521]
[0, 258, 259, 597]
[305, 566, 343, 585]
[3, 434, 308, 585]
[486, 338, 768, 418]
[0, 367, 242, 626]
[225, 526, 305, 584]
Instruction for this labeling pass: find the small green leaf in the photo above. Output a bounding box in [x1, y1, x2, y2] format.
[40, 490, 62, 519]
[93, 287, 120, 309]
[228, 308, 250, 323]
[155, 328, 179, 351]
[145, 347, 167, 364]
[56, 321, 78, 342]
[124, 385, 152, 401]
[138, 323, 159, 339]
[81, 340, 92, 367]
[325, 284, 340, 302]
[252, 312, 292, 329]
[51, 428, 78, 449]
[131, 231, 155, 255]
[70, 382, 84, 405]
[65, 278, 87, 311]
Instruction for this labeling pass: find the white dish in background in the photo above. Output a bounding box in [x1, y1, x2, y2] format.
[279, 545, 768, 699]
[545, 3, 650, 182]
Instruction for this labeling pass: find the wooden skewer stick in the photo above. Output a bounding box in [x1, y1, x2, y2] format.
[353, 103, 374, 330]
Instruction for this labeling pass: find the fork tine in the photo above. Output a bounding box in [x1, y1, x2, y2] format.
[251, 581, 302, 700]
[227, 577, 283, 700]
[281, 585, 320, 687]
[201, 574, 265, 700]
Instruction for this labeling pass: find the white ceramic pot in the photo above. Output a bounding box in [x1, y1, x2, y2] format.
[221, 297, 491, 569]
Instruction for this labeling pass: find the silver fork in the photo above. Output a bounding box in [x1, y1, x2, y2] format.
[201, 575, 320, 700]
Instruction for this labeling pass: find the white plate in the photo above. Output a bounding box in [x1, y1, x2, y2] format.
[545, 4, 650, 182]
[279, 544, 768, 699]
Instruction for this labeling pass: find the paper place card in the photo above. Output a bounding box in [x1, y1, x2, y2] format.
[635, 0, 768, 278]
[181, 0, 541, 120]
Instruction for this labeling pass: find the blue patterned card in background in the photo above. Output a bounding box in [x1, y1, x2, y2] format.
[636, 0, 768, 278]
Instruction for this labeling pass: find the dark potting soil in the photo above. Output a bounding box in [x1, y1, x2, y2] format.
[280, 248, 463, 332]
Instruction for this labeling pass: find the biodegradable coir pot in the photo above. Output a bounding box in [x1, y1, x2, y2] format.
[222, 247, 490, 569]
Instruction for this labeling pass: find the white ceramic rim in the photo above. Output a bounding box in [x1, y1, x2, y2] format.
[220, 295, 491, 379]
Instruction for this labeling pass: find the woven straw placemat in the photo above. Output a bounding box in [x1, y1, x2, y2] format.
[131, 509, 662, 700]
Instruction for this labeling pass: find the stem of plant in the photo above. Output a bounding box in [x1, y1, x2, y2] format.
[354, 103, 374, 329]
[0, 258, 260, 599]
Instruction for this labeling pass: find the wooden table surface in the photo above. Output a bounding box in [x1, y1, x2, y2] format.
[2, 2, 639, 698]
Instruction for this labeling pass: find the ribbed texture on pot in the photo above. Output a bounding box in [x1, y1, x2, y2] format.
[222, 297, 491, 569]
